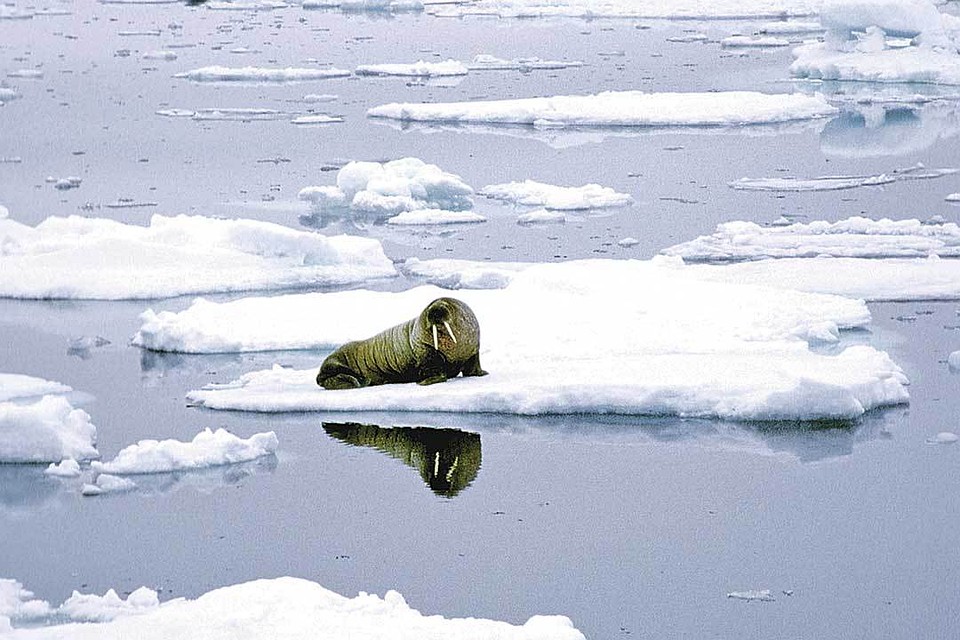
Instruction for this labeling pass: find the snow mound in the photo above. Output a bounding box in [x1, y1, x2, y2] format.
[791, 0, 960, 85]
[387, 209, 486, 225]
[0, 375, 98, 464]
[663, 217, 960, 262]
[0, 213, 396, 299]
[1, 577, 583, 639]
[91, 428, 278, 475]
[466, 55, 583, 71]
[298, 157, 474, 217]
[180, 260, 908, 422]
[355, 59, 468, 77]
[174, 66, 352, 82]
[369, 90, 838, 128]
[480, 179, 632, 210]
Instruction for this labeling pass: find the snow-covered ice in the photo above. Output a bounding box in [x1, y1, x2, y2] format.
[1, 577, 583, 639]
[0, 87, 20, 103]
[946, 192, 960, 202]
[174, 66, 352, 82]
[157, 107, 289, 121]
[303, 0, 424, 11]
[480, 180, 633, 210]
[727, 589, 776, 601]
[729, 164, 955, 192]
[44, 459, 81, 477]
[81, 474, 137, 496]
[760, 20, 824, 34]
[298, 157, 474, 217]
[721, 35, 791, 47]
[368, 91, 838, 128]
[663, 217, 960, 261]
[291, 114, 343, 124]
[466, 55, 583, 71]
[0, 213, 396, 299]
[165, 260, 910, 422]
[387, 209, 486, 225]
[948, 350, 960, 371]
[517, 209, 566, 225]
[355, 59, 468, 77]
[91, 428, 278, 475]
[0, 580, 52, 632]
[399, 257, 531, 289]
[451, 0, 822, 19]
[0, 374, 98, 464]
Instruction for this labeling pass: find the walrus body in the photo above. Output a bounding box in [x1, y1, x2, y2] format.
[316, 297, 487, 390]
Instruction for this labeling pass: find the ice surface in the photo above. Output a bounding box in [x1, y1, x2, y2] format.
[91, 428, 278, 475]
[927, 431, 959, 443]
[157, 108, 289, 122]
[0, 213, 396, 299]
[729, 164, 956, 191]
[368, 91, 838, 128]
[44, 459, 81, 477]
[58, 587, 160, 622]
[355, 59, 468, 76]
[760, 20, 824, 34]
[172, 260, 908, 422]
[517, 209, 566, 225]
[299, 157, 474, 217]
[81, 474, 137, 496]
[721, 35, 791, 47]
[0, 375, 98, 464]
[663, 217, 960, 261]
[387, 209, 487, 225]
[466, 55, 583, 71]
[399, 258, 530, 289]
[2, 577, 583, 639]
[480, 180, 633, 210]
[303, 0, 424, 11]
[174, 66, 352, 82]
[947, 193, 960, 202]
[291, 114, 343, 124]
[451, 0, 821, 19]
[727, 589, 776, 601]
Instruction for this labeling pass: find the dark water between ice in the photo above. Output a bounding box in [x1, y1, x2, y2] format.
[2, 2, 960, 638]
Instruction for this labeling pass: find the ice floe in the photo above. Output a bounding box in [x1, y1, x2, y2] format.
[90, 428, 278, 475]
[727, 589, 776, 601]
[205, 0, 289, 10]
[0, 374, 98, 464]
[946, 192, 960, 202]
[174, 66, 352, 82]
[387, 209, 486, 225]
[721, 35, 791, 47]
[791, 0, 960, 85]
[450, 0, 821, 20]
[44, 459, 81, 477]
[157, 107, 290, 121]
[0, 87, 20, 104]
[517, 209, 566, 225]
[303, 0, 424, 11]
[927, 431, 959, 444]
[355, 59, 468, 77]
[291, 114, 343, 124]
[1, 577, 583, 639]
[81, 474, 137, 496]
[298, 157, 474, 217]
[141, 50, 177, 61]
[948, 350, 960, 371]
[479, 180, 632, 210]
[729, 163, 956, 191]
[368, 90, 838, 128]
[169, 260, 908, 422]
[663, 217, 960, 261]
[760, 20, 824, 34]
[0, 213, 395, 299]
[399, 257, 530, 289]
[466, 54, 584, 71]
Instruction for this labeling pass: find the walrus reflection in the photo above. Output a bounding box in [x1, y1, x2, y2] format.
[323, 422, 481, 497]
[316, 297, 487, 390]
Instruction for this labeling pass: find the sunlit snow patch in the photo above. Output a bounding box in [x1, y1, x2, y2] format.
[0, 374, 98, 464]
[0, 213, 396, 299]
[368, 90, 838, 128]
[176, 260, 907, 422]
[175, 65, 351, 82]
[355, 59, 468, 76]
[480, 179, 632, 210]
[0, 577, 583, 639]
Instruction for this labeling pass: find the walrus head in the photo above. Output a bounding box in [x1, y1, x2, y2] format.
[418, 297, 477, 356]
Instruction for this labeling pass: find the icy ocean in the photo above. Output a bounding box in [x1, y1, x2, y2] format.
[2, 0, 960, 637]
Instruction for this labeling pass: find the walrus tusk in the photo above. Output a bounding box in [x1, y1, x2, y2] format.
[443, 321, 457, 343]
[432, 324, 439, 350]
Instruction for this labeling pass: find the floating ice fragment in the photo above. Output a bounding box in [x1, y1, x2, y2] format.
[53, 176, 82, 190]
[517, 209, 565, 225]
[466, 54, 583, 71]
[618, 237, 640, 247]
[302, 93, 337, 103]
[7, 70, 44, 79]
[946, 193, 960, 202]
[927, 431, 959, 444]
[480, 180, 632, 210]
[721, 35, 790, 47]
[727, 589, 776, 601]
[142, 50, 177, 61]
[44, 458, 81, 477]
[355, 59, 468, 77]
[175, 66, 352, 82]
[948, 350, 960, 371]
[291, 114, 343, 124]
[0, 87, 20, 103]
[386, 209, 486, 225]
[81, 474, 137, 496]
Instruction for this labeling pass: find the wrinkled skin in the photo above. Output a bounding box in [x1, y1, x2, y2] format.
[316, 297, 487, 390]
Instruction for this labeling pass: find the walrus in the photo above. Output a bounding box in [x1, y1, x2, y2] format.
[316, 297, 487, 390]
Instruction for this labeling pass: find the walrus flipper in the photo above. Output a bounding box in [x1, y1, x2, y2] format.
[417, 373, 448, 386]
[320, 372, 364, 390]
[461, 353, 488, 377]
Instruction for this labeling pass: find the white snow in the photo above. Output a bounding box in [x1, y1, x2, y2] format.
[298, 157, 474, 217]
[0, 374, 98, 464]
[91, 428, 278, 475]
[387, 209, 486, 225]
[727, 589, 776, 601]
[721, 35, 791, 47]
[44, 458, 81, 477]
[174, 66, 352, 82]
[466, 55, 583, 71]
[158, 108, 289, 121]
[1, 577, 583, 639]
[451, 0, 822, 20]
[81, 474, 137, 496]
[170, 260, 909, 422]
[480, 180, 633, 210]
[205, 0, 288, 10]
[927, 431, 959, 444]
[355, 59, 468, 77]
[729, 164, 956, 192]
[368, 90, 838, 128]
[618, 237, 640, 247]
[791, 0, 960, 85]
[663, 217, 960, 261]
[291, 114, 343, 124]
[57, 588, 160, 623]
[517, 209, 566, 225]
[0, 213, 396, 299]
[399, 257, 531, 289]
[0, 580, 52, 632]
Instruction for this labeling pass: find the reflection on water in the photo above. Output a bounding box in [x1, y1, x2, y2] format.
[0, 466, 63, 518]
[97, 455, 279, 497]
[323, 422, 481, 497]
[820, 103, 960, 158]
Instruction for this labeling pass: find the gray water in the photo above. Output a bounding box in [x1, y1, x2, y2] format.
[2, 2, 960, 638]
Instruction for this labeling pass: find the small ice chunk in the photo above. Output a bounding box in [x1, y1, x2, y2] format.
[302, 93, 338, 103]
[44, 458, 82, 477]
[617, 237, 640, 247]
[927, 431, 959, 444]
[53, 176, 82, 190]
[291, 114, 343, 124]
[480, 180, 632, 210]
[355, 59, 468, 77]
[386, 209, 486, 225]
[946, 193, 960, 202]
[948, 350, 960, 371]
[82, 474, 137, 496]
[175, 66, 352, 82]
[517, 209, 565, 225]
[7, 69, 44, 79]
[727, 589, 776, 601]
[142, 50, 178, 61]
[721, 35, 790, 47]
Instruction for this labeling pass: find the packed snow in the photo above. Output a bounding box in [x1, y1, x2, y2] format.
[298, 157, 474, 217]
[663, 217, 960, 261]
[1, 577, 583, 639]
[91, 428, 278, 475]
[169, 260, 910, 422]
[174, 66, 352, 82]
[791, 0, 960, 85]
[1, 581, 158, 631]
[0, 213, 396, 299]
[480, 180, 633, 210]
[368, 91, 838, 128]
[355, 59, 468, 77]
[0, 374, 98, 464]
[729, 164, 956, 192]
[466, 55, 584, 71]
[448, 0, 822, 19]
[387, 209, 487, 225]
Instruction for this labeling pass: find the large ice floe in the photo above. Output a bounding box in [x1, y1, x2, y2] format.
[145, 260, 908, 422]
[367, 90, 838, 128]
[174, 66, 352, 82]
[298, 157, 475, 217]
[355, 59, 468, 77]
[791, 0, 960, 85]
[445, 0, 822, 19]
[0, 374, 98, 464]
[0, 577, 583, 639]
[0, 213, 395, 299]
[479, 180, 633, 210]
